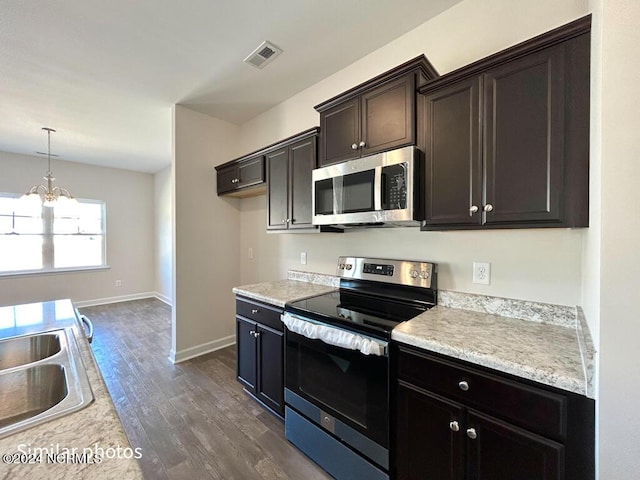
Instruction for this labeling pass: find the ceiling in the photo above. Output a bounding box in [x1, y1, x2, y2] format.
[0, 0, 461, 173]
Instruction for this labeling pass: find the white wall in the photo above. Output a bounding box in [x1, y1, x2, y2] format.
[0, 151, 155, 306]
[237, 0, 589, 307]
[171, 105, 241, 361]
[154, 165, 172, 304]
[596, 0, 640, 477]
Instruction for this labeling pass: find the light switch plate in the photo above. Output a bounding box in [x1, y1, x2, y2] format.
[300, 252, 307, 265]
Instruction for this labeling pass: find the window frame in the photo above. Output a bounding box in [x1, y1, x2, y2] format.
[0, 193, 108, 277]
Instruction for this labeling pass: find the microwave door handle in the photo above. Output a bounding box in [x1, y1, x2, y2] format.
[374, 166, 383, 211]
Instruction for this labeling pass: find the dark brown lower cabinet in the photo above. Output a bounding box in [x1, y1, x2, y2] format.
[465, 410, 563, 480]
[396, 383, 464, 480]
[236, 297, 284, 418]
[393, 344, 594, 480]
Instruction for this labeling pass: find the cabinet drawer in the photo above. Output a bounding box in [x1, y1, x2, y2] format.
[396, 345, 567, 440]
[236, 297, 283, 332]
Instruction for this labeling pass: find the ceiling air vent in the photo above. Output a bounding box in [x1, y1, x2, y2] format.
[243, 41, 282, 69]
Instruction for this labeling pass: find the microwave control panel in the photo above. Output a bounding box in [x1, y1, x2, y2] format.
[382, 163, 407, 210]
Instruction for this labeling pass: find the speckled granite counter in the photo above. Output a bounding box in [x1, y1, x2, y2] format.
[233, 272, 595, 399]
[232, 270, 338, 307]
[393, 292, 595, 399]
[0, 300, 143, 480]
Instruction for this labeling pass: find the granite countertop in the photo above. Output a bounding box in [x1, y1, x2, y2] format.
[0, 300, 143, 479]
[232, 271, 338, 307]
[232, 271, 595, 399]
[393, 292, 595, 399]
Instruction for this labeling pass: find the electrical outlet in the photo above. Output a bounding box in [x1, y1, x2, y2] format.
[472, 262, 491, 285]
[248, 247, 253, 259]
[300, 252, 307, 265]
[115, 280, 122, 287]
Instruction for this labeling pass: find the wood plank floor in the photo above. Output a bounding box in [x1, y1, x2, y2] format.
[80, 298, 331, 480]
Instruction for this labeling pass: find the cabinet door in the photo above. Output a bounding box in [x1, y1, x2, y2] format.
[422, 77, 482, 227]
[395, 382, 465, 480]
[266, 148, 289, 229]
[320, 97, 360, 166]
[238, 156, 265, 188]
[236, 317, 257, 394]
[361, 75, 415, 157]
[483, 44, 565, 225]
[289, 136, 317, 229]
[256, 325, 284, 416]
[217, 164, 238, 194]
[466, 410, 564, 480]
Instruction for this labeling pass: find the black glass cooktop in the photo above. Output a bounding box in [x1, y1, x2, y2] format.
[285, 288, 432, 339]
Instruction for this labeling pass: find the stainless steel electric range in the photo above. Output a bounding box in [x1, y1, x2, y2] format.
[283, 256, 437, 480]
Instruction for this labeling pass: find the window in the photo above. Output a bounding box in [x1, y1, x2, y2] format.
[0, 193, 106, 275]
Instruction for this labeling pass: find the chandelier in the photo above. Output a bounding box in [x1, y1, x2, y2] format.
[21, 127, 77, 207]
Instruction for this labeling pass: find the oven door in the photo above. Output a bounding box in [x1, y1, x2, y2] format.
[284, 322, 389, 450]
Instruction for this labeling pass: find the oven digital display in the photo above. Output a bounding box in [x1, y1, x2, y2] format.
[363, 263, 394, 276]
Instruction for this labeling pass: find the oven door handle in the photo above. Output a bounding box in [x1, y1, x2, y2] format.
[282, 312, 388, 357]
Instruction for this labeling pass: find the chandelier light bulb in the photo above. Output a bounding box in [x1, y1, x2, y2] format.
[22, 127, 77, 206]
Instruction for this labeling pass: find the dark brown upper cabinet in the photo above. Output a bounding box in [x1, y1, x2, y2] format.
[266, 128, 319, 231]
[216, 154, 265, 197]
[420, 15, 591, 230]
[315, 55, 438, 167]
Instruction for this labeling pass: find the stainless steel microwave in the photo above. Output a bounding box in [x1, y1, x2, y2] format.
[312, 146, 422, 227]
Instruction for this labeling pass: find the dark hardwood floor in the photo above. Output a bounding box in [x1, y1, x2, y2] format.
[80, 299, 331, 480]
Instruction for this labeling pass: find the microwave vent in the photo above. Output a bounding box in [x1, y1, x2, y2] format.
[243, 41, 282, 69]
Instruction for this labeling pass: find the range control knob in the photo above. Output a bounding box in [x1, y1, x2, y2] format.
[420, 271, 430, 279]
[409, 269, 419, 279]
[345, 264, 353, 270]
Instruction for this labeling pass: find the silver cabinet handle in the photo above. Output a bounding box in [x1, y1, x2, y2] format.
[359, 140, 366, 148]
[249, 330, 255, 335]
[484, 203, 494, 212]
[282, 219, 286, 224]
[254, 331, 260, 338]
[466, 428, 477, 440]
[351, 143, 358, 150]
[286, 218, 290, 224]
[80, 314, 94, 344]
[469, 205, 479, 214]
[458, 380, 469, 391]
[251, 309, 259, 314]
[449, 421, 460, 432]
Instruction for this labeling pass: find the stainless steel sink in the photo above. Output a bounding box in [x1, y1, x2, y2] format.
[0, 364, 67, 429]
[0, 333, 61, 370]
[0, 329, 93, 438]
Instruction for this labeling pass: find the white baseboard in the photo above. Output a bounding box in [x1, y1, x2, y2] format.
[153, 292, 172, 306]
[169, 335, 236, 364]
[74, 292, 156, 308]
[74, 292, 173, 308]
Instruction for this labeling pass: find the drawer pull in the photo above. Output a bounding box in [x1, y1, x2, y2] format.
[466, 428, 477, 440]
[458, 380, 470, 391]
[449, 421, 460, 432]
[251, 309, 260, 314]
